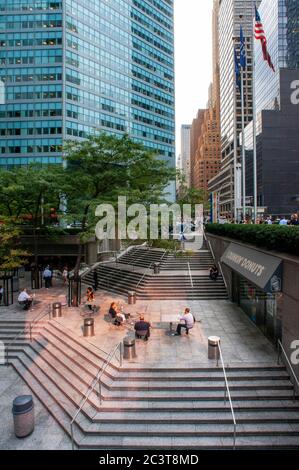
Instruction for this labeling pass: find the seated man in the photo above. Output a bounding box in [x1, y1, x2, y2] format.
[18, 288, 33, 310]
[175, 308, 194, 336]
[134, 315, 151, 341]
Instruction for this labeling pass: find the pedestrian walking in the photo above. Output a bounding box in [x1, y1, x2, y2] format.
[43, 265, 52, 289]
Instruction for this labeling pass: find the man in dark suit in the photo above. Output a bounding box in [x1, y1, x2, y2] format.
[134, 315, 151, 341]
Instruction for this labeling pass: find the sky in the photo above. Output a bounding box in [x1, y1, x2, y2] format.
[174, 0, 213, 156]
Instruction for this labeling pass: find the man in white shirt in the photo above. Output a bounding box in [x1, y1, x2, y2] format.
[43, 266, 52, 288]
[279, 217, 288, 226]
[175, 308, 194, 336]
[18, 288, 32, 310]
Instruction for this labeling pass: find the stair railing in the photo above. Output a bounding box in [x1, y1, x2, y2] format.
[5, 304, 51, 366]
[203, 230, 228, 291]
[217, 340, 237, 450]
[277, 339, 299, 402]
[187, 262, 194, 288]
[70, 341, 122, 450]
[136, 262, 153, 289]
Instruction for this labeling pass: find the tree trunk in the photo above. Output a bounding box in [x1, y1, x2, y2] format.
[32, 227, 40, 289]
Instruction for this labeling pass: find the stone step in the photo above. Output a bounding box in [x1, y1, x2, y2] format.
[106, 380, 293, 392]
[120, 365, 287, 373]
[77, 434, 299, 449]
[87, 399, 299, 411]
[24, 338, 114, 390]
[89, 409, 299, 424]
[42, 322, 118, 373]
[67, 421, 299, 437]
[10, 358, 76, 434]
[10, 350, 101, 412]
[102, 388, 295, 401]
[116, 370, 290, 381]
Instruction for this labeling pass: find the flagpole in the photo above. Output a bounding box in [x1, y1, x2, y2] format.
[252, 1, 258, 223]
[241, 60, 246, 222]
[233, 52, 238, 224]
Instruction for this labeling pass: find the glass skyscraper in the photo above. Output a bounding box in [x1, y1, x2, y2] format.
[254, 0, 299, 116]
[243, 0, 299, 215]
[0, 0, 175, 174]
[208, 0, 257, 218]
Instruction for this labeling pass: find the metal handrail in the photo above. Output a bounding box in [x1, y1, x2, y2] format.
[203, 230, 228, 291]
[159, 249, 168, 264]
[101, 244, 148, 289]
[5, 304, 51, 366]
[70, 341, 122, 450]
[277, 339, 299, 401]
[136, 262, 153, 289]
[108, 244, 154, 292]
[217, 340, 237, 449]
[80, 242, 147, 282]
[187, 262, 194, 288]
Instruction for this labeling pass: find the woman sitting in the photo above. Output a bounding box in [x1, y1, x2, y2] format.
[86, 287, 95, 311]
[109, 302, 125, 326]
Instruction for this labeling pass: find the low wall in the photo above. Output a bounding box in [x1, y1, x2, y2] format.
[207, 233, 299, 391]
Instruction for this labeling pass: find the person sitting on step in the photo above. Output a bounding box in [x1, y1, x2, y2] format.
[134, 315, 151, 341]
[18, 288, 33, 310]
[209, 264, 219, 281]
[175, 308, 194, 336]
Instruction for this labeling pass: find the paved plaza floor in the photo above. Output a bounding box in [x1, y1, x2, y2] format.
[0, 280, 278, 449]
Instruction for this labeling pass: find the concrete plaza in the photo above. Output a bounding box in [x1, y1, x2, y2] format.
[0, 281, 279, 450]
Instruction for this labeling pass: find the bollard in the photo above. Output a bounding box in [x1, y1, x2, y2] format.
[83, 317, 95, 337]
[123, 336, 137, 360]
[52, 302, 62, 318]
[153, 262, 160, 274]
[128, 291, 136, 305]
[208, 336, 220, 360]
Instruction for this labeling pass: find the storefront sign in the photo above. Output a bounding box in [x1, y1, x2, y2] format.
[221, 243, 282, 292]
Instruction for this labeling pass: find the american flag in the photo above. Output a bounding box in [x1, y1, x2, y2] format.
[254, 5, 275, 72]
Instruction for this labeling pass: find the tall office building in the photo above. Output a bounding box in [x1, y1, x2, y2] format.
[190, 0, 221, 194]
[0, 0, 175, 182]
[190, 109, 205, 188]
[208, 0, 259, 218]
[180, 124, 191, 187]
[243, 0, 299, 216]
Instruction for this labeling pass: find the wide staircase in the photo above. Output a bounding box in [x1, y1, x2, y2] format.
[1, 319, 299, 449]
[82, 246, 228, 300]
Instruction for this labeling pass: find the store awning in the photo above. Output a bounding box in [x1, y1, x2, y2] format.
[221, 242, 282, 292]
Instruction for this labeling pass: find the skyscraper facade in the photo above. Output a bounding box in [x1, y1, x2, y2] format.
[190, 109, 205, 189]
[180, 124, 191, 187]
[208, 0, 259, 219]
[0, 0, 175, 175]
[243, 0, 299, 216]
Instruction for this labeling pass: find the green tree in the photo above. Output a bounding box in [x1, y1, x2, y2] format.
[63, 133, 176, 305]
[0, 220, 29, 271]
[0, 165, 64, 286]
